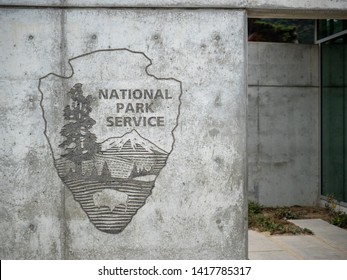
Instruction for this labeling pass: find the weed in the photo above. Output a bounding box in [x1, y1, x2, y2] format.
[325, 194, 337, 214]
[324, 194, 347, 229]
[248, 201, 312, 235]
[330, 214, 347, 228]
[275, 207, 301, 220]
[248, 200, 263, 215]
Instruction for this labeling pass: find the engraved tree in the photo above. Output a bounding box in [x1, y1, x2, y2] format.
[101, 162, 111, 180]
[59, 83, 99, 174]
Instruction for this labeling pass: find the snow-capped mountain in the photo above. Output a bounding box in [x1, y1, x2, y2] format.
[99, 129, 167, 155]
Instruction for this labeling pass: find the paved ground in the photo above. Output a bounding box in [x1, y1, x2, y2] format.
[248, 219, 347, 260]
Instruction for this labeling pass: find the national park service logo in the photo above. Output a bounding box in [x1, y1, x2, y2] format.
[39, 49, 182, 233]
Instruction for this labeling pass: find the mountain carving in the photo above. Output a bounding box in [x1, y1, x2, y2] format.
[55, 128, 168, 233]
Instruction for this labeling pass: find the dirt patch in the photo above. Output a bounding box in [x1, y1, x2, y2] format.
[263, 206, 332, 221]
[248, 201, 347, 235]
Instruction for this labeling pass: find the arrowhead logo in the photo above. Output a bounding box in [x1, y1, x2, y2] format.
[39, 49, 182, 233]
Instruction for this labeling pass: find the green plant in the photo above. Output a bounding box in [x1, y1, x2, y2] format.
[275, 207, 301, 220]
[287, 227, 313, 235]
[325, 194, 337, 213]
[324, 194, 347, 229]
[330, 213, 347, 228]
[248, 201, 312, 235]
[248, 200, 263, 215]
[257, 216, 284, 233]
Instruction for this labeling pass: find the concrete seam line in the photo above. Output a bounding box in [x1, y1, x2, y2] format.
[311, 234, 347, 256]
[268, 236, 305, 260]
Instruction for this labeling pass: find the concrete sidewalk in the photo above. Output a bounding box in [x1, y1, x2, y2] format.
[248, 219, 347, 260]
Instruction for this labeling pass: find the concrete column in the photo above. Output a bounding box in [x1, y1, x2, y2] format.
[0, 8, 247, 259]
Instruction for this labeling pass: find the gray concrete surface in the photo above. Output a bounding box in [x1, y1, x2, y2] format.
[247, 43, 320, 207]
[0, 9, 64, 259]
[1, 0, 347, 11]
[2, 1, 347, 19]
[249, 219, 347, 260]
[291, 219, 347, 251]
[0, 8, 247, 259]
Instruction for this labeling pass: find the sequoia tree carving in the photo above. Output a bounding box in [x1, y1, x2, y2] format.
[59, 83, 100, 173]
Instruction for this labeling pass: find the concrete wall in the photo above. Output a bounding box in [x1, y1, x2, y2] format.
[2, 1, 347, 19]
[248, 42, 320, 207]
[1, 0, 347, 10]
[0, 8, 247, 259]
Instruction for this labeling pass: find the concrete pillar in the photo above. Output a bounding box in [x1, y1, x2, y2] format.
[0, 8, 247, 259]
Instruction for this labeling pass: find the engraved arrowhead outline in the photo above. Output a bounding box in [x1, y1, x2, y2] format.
[38, 48, 182, 233]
